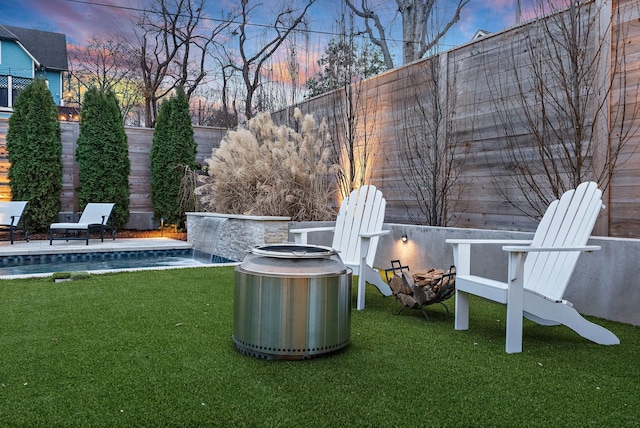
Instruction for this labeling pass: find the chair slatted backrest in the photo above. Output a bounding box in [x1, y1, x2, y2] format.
[0, 201, 28, 226]
[78, 203, 115, 225]
[331, 185, 386, 267]
[524, 182, 603, 301]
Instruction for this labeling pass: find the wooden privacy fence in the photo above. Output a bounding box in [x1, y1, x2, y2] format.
[0, 119, 226, 229]
[272, 0, 640, 238]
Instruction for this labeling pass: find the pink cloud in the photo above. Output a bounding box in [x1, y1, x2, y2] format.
[4, 0, 144, 45]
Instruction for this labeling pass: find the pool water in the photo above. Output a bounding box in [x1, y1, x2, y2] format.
[0, 249, 212, 276]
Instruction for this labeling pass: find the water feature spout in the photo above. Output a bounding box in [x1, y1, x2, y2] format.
[191, 216, 228, 263]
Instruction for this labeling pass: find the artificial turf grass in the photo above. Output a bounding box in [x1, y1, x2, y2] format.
[0, 266, 637, 427]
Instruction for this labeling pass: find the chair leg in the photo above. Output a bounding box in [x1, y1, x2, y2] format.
[454, 289, 470, 330]
[357, 274, 366, 310]
[356, 263, 393, 311]
[505, 300, 524, 354]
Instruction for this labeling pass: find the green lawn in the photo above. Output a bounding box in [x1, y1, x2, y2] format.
[1, 266, 638, 427]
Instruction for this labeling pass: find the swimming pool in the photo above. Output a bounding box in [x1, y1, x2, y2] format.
[0, 249, 230, 277]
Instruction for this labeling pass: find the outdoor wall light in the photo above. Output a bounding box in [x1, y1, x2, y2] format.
[401, 234, 408, 242]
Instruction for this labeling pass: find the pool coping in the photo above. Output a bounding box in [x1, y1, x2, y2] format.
[0, 237, 192, 256]
[1, 262, 240, 280]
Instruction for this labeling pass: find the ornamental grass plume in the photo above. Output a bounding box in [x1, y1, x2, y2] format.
[196, 109, 338, 221]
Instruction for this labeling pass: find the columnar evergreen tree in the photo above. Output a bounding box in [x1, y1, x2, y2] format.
[7, 78, 62, 230]
[75, 87, 130, 228]
[150, 87, 197, 227]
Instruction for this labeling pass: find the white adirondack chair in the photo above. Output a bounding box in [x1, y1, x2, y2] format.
[291, 185, 393, 310]
[446, 182, 620, 353]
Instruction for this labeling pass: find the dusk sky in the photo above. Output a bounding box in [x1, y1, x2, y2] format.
[0, 0, 521, 49]
[0, 0, 532, 88]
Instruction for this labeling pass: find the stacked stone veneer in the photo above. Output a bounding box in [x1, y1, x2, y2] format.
[186, 212, 291, 262]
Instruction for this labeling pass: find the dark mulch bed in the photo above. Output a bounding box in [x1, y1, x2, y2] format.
[23, 230, 188, 242]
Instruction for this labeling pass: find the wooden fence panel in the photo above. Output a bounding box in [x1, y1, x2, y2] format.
[272, 0, 640, 238]
[0, 119, 226, 226]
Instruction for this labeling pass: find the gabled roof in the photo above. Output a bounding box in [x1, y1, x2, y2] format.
[0, 24, 68, 71]
[471, 29, 492, 41]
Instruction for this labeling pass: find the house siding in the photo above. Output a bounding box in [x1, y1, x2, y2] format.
[0, 40, 65, 111]
[0, 41, 33, 78]
[44, 70, 62, 106]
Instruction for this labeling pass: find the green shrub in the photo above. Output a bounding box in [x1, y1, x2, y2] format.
[6, 78, 62, 230]
[196, 109, 337, 221]
[75, 87, 130, 228]
[150, 87, 196, 227]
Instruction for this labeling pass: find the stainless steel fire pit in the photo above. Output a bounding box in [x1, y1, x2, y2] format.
[233, 244, 352, 360]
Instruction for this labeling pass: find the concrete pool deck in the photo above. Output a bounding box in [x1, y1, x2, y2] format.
[0, 237, 192, 257]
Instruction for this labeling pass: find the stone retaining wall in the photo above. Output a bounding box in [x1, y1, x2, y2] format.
[186, 212, 291, 262]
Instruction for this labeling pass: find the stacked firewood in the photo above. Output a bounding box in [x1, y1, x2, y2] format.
[389, 267, 456, 309]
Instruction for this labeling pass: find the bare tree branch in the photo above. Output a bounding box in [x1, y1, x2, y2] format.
[486, 0, 639, 218]
[397, 54, 469, 225]
[230, 0, 315, 119]
[68, 37, 142, 123]
[344, 0, 394, 69]
[132, 0, 232, 127]
[345, 0, 469, 69]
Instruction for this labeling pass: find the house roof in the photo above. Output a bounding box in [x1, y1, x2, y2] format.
[471, 29, 492, 41]
[0, 24, 68, 71]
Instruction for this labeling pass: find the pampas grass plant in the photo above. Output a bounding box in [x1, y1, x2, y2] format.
[196, 109, 338, 221]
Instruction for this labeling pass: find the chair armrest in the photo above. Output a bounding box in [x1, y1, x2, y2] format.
[446, 239, 533, 245]
[501, 245, 601, 289]
[447, 239, 532, 276]
[502, 245, 601, 253]
[360, 230, 390, 238]
[358, 230, 389, 260]
[290, 226, 335, 244]
[290, 226, 335, 234]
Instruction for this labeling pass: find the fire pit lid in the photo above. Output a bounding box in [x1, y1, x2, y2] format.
[250, 244, 338, 259]
[239, 244, 347, 276]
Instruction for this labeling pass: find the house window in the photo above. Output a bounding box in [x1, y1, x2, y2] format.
[0, 76, 33, 108]
[13, 77, 30, 103]
[0, 75, 8, 107]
